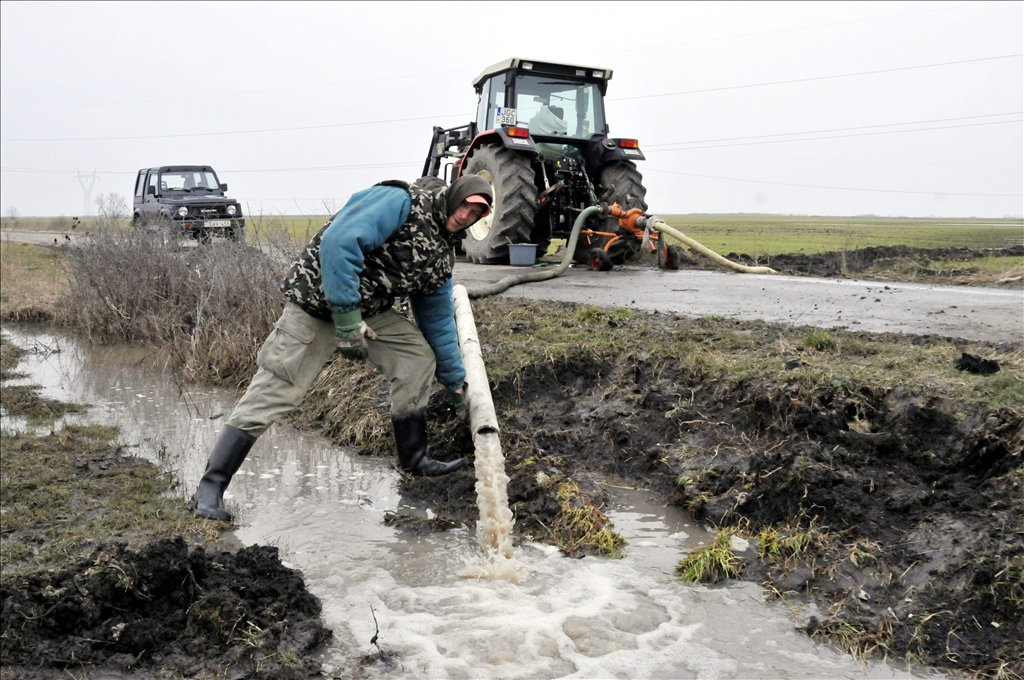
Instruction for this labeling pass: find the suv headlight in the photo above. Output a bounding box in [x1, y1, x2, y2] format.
[176, 206, 189, 218]
[227, 205, 237, 216]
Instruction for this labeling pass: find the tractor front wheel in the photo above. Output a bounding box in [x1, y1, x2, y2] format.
[461, 145, 538, 264]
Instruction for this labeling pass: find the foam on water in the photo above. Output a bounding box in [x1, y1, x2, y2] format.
[314, 540, 931, 680]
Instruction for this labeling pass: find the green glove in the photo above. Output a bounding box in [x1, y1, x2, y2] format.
[333, 310, 376, 360]
[450, 384, 468, 421]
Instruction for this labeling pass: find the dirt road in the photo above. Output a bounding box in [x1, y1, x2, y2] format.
[1, 230, 79, 246]
[455, 262, 1023, 345]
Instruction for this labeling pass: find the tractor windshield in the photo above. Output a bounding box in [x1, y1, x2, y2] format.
[513, 75, 605, 139]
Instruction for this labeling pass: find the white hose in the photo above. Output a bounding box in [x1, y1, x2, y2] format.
[647, 217, 778, 275]
[453, 283, 515, 558]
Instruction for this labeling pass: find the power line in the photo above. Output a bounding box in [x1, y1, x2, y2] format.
[0, 69, 471, 112]
[5, 114, 1020, 177]
[596, 2, 981, 58]
[6, 54, 1020, 143]
[0, 112, 472, 143]
[644, 112, 1023, 149]
[645, 119, 1022, 152]
[0, 160, 418, 175]
[612, 54, 1023, 102]
[223, 162, 418, 173]
[3, 110, 1021, 178]
[643, 167, 1023, 198]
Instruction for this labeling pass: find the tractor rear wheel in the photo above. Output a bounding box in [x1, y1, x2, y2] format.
[599, 161, 648, 213]
[596, 161, 649, 265]
[462, 145, 538, 264]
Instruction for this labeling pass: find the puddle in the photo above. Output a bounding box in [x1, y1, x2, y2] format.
[1, 324, 945, 678]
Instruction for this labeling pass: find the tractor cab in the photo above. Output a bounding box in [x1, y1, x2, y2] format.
[473, 59, 609, 142]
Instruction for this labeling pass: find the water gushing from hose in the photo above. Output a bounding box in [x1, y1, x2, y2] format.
[453, 284, 515, 561]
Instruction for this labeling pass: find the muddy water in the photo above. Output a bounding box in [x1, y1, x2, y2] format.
[2, 325, 945, 679]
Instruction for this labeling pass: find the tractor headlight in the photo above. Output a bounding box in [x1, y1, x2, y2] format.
[226, 205, 237, 216]
[176, 206, 189, 218]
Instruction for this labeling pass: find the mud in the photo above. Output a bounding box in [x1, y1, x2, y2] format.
[0, 335, 333, 680]
[402, 335, 1023, 677]
[1, 540, 331, 679]
[714, 244, 1024, 284]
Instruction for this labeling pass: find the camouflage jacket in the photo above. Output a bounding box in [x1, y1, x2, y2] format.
[280, 180, 466, 390]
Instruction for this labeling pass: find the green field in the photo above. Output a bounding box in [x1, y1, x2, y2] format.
[248, 213, 1024, 256]
[657, 214, 1024, 257]
[2, 213, 1021, 258]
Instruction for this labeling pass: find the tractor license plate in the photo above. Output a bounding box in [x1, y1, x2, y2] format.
[205, 220, 230, 227]
[496, 107, 517, 125]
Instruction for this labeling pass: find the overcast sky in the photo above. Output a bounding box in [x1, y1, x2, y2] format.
[2, 1, 1022, 219]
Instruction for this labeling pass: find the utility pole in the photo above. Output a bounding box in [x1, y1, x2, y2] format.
[75, 169, 99, 216]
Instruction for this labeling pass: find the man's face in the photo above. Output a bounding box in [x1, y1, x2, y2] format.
[446, 200, 488, 234]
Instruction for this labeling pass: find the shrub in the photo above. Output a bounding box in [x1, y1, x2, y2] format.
[58, 228, 284, 387]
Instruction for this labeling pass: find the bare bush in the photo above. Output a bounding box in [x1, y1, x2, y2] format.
[94, 193, 129, 230]
[58, 229, 283, 387]
[5, 206, 21, 229]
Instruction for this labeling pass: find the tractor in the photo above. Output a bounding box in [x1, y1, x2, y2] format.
[423, 58, 666, 270]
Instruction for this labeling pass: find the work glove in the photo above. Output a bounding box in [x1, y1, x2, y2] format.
[333, 310, 376, 360]
[450, 384, 469, 421]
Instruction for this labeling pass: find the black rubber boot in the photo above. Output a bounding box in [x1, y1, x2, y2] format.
[392, 409, 469, 476]
[191, 425, 257, 522]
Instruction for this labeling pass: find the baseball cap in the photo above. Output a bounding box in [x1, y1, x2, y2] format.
[465, 194, 491, 211]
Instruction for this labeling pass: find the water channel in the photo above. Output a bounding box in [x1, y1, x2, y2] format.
[2, 324, 943, 679]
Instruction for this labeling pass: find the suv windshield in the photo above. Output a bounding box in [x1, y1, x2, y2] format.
[159, 169, 220, 193]
[514, 75, 604, 139]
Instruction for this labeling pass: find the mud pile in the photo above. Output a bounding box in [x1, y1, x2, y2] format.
[705, 244, 1024, 284]
[1, 332, 335, 679]
[1, 538, 331, 679]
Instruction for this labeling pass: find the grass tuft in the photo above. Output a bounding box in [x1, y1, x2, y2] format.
[676, 529, 743, 584]
[550, 480, 625, 558]
[803, 329, 838, 351]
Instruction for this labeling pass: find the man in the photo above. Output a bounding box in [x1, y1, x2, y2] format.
[191, 174, 494, 522]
